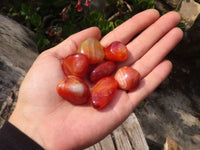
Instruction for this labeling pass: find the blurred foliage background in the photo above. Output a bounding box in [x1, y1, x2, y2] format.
[0, 0, 155, 52]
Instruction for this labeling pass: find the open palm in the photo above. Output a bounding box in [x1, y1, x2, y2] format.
[9, 9, 183, 150]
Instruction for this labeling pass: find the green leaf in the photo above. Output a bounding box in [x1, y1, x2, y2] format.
[30, 13, 42, 28]
[98, 20, 114, 36]
[21, 3, 28, 15]
[43, 39, 50, 46]
[35, 33, 43, 47]
[89, 11, 102, 21]
[25, 15, 29, 20]
[114, 19, 123, 27]
[35, 33, 50, 50]
[108, 22, 114, 29]
[62, 22, 78, 37]
[12, 12, 19, 16]
[177, 22, 186, 29]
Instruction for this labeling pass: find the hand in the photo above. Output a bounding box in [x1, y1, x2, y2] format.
[9, 9, 183, 150]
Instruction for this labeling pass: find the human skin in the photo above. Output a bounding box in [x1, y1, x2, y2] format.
[9, 9, 183, 150]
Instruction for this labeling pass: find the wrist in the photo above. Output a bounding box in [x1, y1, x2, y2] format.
[0, 121, 44, 150]
[9, 106, 46, 149]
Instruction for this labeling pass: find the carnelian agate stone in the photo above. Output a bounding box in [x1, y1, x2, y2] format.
[91, 77, 118, 109]
[114, 66, 141, 90]
[90, 61, 117, 83]
[57, 76, 90, 105]
[62, 53, 89, 78]
[78, 37, 104, 64]
[104, 41, 128, 61]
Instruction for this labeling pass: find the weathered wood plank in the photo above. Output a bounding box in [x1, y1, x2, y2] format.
[85, 113, 149, 150]
[86, 134, 116, 150]
[113, 126, 133, 150]
[99, 134, 116, 150]
[93, 143, 102, 150]
[122, 113, 149, 150]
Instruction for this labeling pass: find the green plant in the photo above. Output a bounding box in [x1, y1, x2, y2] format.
[4, 0, 155, 52]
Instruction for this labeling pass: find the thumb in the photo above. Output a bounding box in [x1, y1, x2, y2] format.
[48, 27, 101, 59]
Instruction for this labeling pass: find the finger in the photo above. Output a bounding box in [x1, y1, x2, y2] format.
[49, 27, 101, 59]
[128, 60, 173, 111]
[132, 27, 183, 78]
[100, 9, 160, 47]
[120, 11, 181, 67]
[105, 60, 172, 121]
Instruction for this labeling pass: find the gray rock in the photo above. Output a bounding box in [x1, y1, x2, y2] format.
[179, 0, 200, 29]
[0, 15, 38, 126]
[154, 0, 180, 13]
[135, 43, 200, 149]
[154, 0, 200, 30]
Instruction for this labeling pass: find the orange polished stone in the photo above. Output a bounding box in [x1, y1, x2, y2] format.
[62, 53, 89, 78]
[57, 76, 90, 105]
[89, 61, 117, 83]
[78, 37, 104, 64]
[91, 77, 118, 109]
[114, 66, 140, 90]
[104, 41, 128, 61]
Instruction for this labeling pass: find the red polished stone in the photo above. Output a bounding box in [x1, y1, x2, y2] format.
[91, 77, 118, 109]
[90, 61, 117, 83]
[104, 41, 128, 61]
[62, 53, 89, 78]
[78, 37, 104, 64]
[57, 75, 90, 105]
[114, 66, 140, 90]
